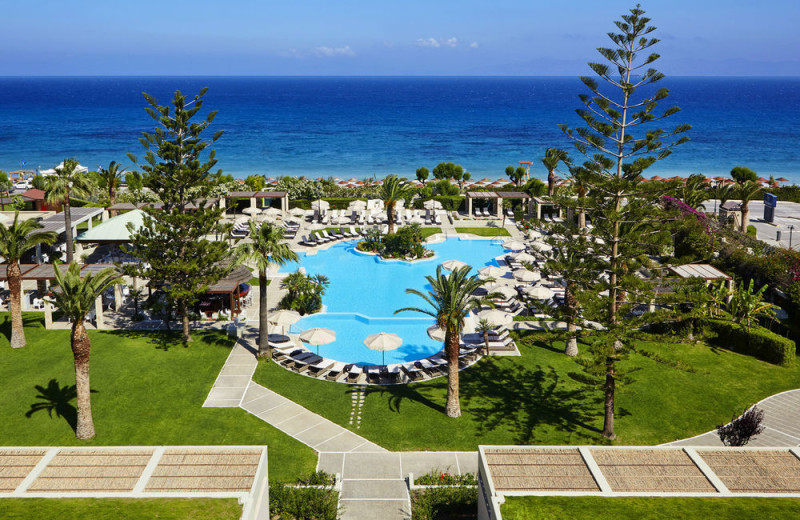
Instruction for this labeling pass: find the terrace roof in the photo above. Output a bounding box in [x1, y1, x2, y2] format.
[0, 263, 117, 281]
[226, 191, 288, 199]
[34, 207, 104, 236]
[670, 264, 732, 281]
[76, 209, 144, 243]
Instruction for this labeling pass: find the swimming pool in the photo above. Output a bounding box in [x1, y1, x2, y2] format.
[280, 237, 505, 365]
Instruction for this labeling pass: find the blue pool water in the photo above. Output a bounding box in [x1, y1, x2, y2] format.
[281, 238, 505, 365]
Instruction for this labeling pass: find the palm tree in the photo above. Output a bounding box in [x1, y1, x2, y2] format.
[708, 280, 730, 318]
[571, 167, 590, 228]
[475, 318, 494, 356]
[728, 279, 776, 332]
[50, 262, 120, 439]
[736, 180, 762, 234]
[96, 161, 127, 213]
[379, 175, 412, 234]
[541, 148, 570, 197]
[395, 266, 493, 418]
[677, 174, 709, 211]
[0, 212, 57, 348]
[42, 158, 95, 263]
[235, 221, 298, 359]
[710, 182, 734, 219]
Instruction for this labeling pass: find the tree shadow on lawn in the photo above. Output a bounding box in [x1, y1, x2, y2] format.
[0, 313, 48, 344]
[366, 383, 446, 415]
[25, 378, 97, 433]
[462, 359, 603, 445]
[104, 329, 233, 352]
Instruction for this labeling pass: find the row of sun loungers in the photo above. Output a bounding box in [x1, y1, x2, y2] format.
[299, 227, 365, 246]
[271, 341, 484, 385]
[473, 207, 496, 217]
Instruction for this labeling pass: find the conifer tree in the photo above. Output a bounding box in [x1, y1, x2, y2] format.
[557, 4, 690, 439]
[126, 88, 231, 344]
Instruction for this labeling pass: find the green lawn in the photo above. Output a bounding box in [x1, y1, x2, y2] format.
[252, 331, 799, 450]
[420, 227, 442, 239]
[0, 498, 241, 520]
[501, 496, 800, 519]
[0, 313, 316, 483]
[455, 227, 511, 237]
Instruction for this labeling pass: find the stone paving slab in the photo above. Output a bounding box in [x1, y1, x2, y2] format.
[213, 375, 253, 388]
[350, 441, 388, 453]
[296, 422, 352, 447]
[343, 453, 402, 479]
[318, 452, 345, 475]
[456, 451, 479, 473]
[277, 412, 327, 435]
[341, 479, 409, 499]
[256, 403, 303, 424]
[339, 499, 409, 520]
[315, 432, 375, 453]
[243, 394, 292, 415]
[400, 452, 461, 477]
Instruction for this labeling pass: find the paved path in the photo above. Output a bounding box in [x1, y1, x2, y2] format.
[202, 330, 260, 408]
[663, 389, 800, 448]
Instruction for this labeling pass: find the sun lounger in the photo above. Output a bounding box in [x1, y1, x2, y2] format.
[400, 364, 426, 382]
[324, 362, 352, 382]
[313, 232, 330, 243]
[307, 359, 335, 378]
[346, 365, 366, 384]
[300, 235, 318, 246]
[294, 354, 324, 373]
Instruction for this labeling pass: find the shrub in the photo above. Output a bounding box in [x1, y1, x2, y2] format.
[717, 405, 766, 446]
[746, 225, 757, 237]
[415, 469, 477, 486]
[702, 318, 795, 366]
[269, 482, 339, 520]
[411, 486, 476, 520]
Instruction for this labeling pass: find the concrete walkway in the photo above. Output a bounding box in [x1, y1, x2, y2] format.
[663, 389, 800, 448]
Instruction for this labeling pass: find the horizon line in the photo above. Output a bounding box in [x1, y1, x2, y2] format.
[1, 74, 799, 79]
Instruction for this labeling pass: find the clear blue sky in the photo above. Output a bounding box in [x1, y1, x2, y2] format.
[2, 0, 798, 76]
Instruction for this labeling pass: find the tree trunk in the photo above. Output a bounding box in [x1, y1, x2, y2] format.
[63, 196, 74, 264]
[548, 170, 555, 197]
[180, 300, 191, 344]
[578, 208, 586, 229]
[444, 331, 461, 418]
[482, 331, 490, 357]
[8, 261, 26, 349]
[602, 356, 616, 440]
[72, 322, 95, 439]
[565, 321, 578, 357]
[386, 203, 395, 235]
[257, 271, 270, 359]
[740, 204, 750, 234]
[109, 185, 117, 218]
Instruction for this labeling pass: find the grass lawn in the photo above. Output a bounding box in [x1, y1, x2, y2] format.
[0, 313, 316, 483]
[252, 331, 799, 450]
[455, 227, 511, 237]
[420, 227, 442, 239]
[501, 496, 800, 519]
[0, 498, 241, 520]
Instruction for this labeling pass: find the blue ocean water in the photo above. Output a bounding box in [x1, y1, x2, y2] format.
[0, 76, 798, 182]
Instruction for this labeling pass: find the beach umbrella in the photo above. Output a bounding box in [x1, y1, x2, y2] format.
[776, 177, 789, 182]
[427, 325, 446, 342]
[530, 241, 553, 252]
[311, 199, 330, 211]
[491, 285, 518, 300]
[502, 240, 525, 251]
[262, 207, 282, 219]
[349, 200, 367, 210]
[442, 259, 469, 271]
[242, 207, 262, 216]
[363, 332, 403, 365]
[290, 207, 306, 217]
[514, 269, 540, 282]
[524, 286, 554, 300]
[510, 252, 536, 264]
[478, 265, 507, 279]
[268, 310, 301, 334]
[526, 230, 543, 239]
[300, 327, 336, 355]
[477, 309, 513, 326]
[423, 199, 443, 210]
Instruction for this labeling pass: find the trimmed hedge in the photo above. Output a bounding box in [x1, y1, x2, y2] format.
[702, 318, 795, 366]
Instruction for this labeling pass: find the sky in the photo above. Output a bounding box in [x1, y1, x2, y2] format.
[2, 0, 798, 76]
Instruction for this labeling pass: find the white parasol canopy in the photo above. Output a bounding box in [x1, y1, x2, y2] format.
[423, 199, 443, 210]
[530, 241, 553, 252]
[477, 309, 514, 326]
[511, 252, 536, 264]
[242, 207, 262, 216]
[348, 200, 367, 210]
[268, 310, 301, 329]
[300, 327, 337, 354]
[290, 207, 306, 217]
[513, 269, 540, 282]
[262, 207, 282, 218]
[502, 240, 525, 251]
[478, 265, 507, 279]
[490, 285, 517, 300]
[427, 325, 446, 342]
[311, 200, 330, 211]
[524, 286, 555, 300]
[363, 332, 403, 365]
[441, 259, 469, 271]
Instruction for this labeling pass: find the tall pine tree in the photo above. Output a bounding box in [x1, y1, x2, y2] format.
[556, 5, 690, 439]
[127, 88, 231, 344]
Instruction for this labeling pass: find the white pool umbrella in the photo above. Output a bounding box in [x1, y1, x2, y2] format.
[311, 199, 330, 211]
[242, 207, 261, 216]
[262, 207, 282, 219]
[423, 199, 442, 210]
[268, 310, 301, 333]
[290, 207, 306, 217]
[503, 240, 525, 251]
[441, 259, 468, 271]
[524, 286, 554, 300]
[478, 266, 507, 279]
[427, 325, 446, 342]
[510, 252, 536, 264]
[477, 309, 513, 326]
[491, 285, 518, 300]
[349, 200, 367, 210]
[513, 269, 539, 282]
[300, 327, 336, 355]
[530, 241, 553, 252]
[364, 332, 403, 365]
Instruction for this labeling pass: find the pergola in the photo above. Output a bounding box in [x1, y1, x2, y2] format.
[203, 279, 247, 318]
[76, 209, 144, 244]
[531, 197, 562, 220]
[0, 262, 120, 329]
[465, 192, 532, 218]
[223, 191, 289, 213]
[670, 263, 733, 290]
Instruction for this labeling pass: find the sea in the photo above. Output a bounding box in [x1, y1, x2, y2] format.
[0, 76, 798, 183]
